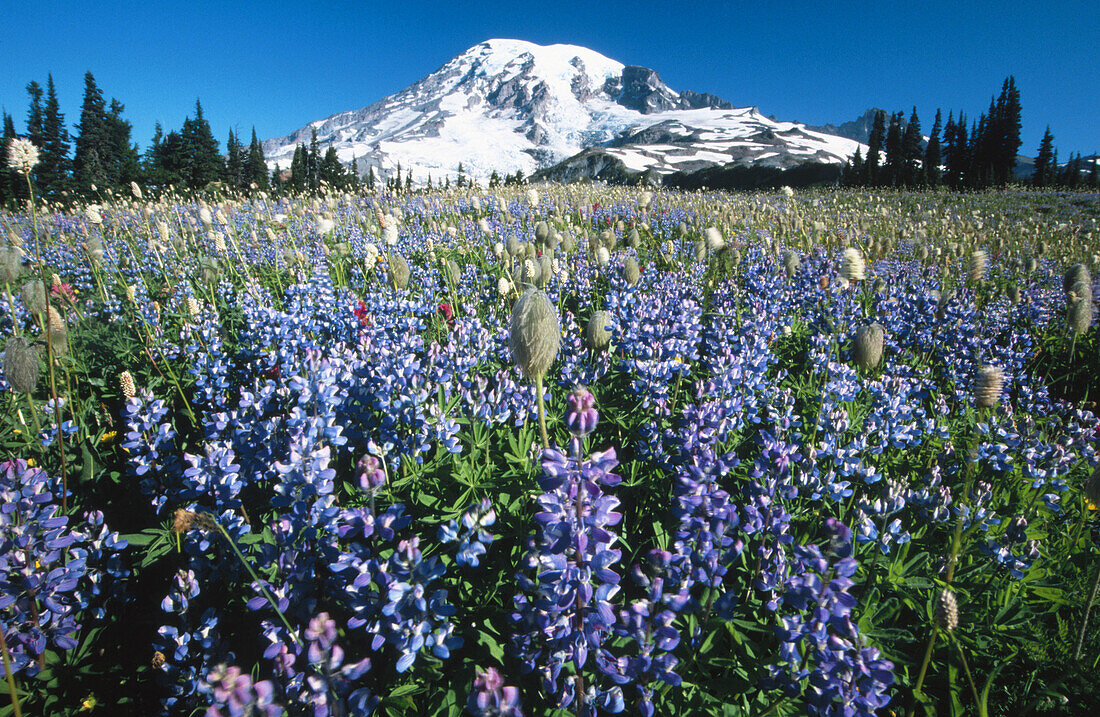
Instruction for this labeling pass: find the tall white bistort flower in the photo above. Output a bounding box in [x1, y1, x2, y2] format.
[7, 138, 39, 175]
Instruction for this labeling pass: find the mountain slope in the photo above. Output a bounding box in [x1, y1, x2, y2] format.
[263, 39, 865, 183]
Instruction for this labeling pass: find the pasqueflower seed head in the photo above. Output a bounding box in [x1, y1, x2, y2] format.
[968, 249, 988, 284]
[21, 280, 46, 315]
[509, 288, 560, 381]
[975, 365, 1004, 409]
[624, 256, 640, 286]
[388, 253, 411, 290]
[586, 310, 613, 353]
[3, 336, 40, 394]
[841, 247, 865, 281]
[1064, 263, 1091, 296]
[1067, 294, 1093, 335]
[853, 322, 885, 370]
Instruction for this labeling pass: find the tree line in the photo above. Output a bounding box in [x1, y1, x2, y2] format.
[1, 71, 279, 205]
[2, 71, 372, 207]
[842, 76, 1097, 190]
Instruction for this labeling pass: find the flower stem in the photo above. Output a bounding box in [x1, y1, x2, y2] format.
[0, 626, 23, 717]
[535, 374, 549, 449]
[213, 522, 301, 646]
[1073, 559, 1100, 662]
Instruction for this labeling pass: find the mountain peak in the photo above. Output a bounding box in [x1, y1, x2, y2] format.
[262, 40, 863, 183]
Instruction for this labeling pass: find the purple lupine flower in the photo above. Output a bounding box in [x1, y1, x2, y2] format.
[511, 390, 624, 714]
[200, 663, 283, 717]
[467, 666, 523, 716]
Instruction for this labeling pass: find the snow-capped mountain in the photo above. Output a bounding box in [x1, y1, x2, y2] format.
[263, 39, 865, 183]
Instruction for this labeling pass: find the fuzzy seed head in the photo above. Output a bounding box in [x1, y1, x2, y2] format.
[624, 256, 641, 286]
[968, 250, 988, 284]
[387, 253, 411, 290]
[537, 255, 552, 288]
[534, 221, 549, 245]
[0, 246, 23, 284]
[705, 227, 725, 252]
[3, 336, 40, 394]
[596, 246, 610, 267]
[1068, 280, 1092, 303]
[975, 365, 1004, 409]
[841, 247, 865, 281]
[446, 259, 461, 285]
[586, 310, 613, 353]
[1064, 264, 1091, 296]
[198, 257, 220, 284]
[782, 250, 799, 279]
[46, 305, 66, 335]
[21, 280, 46, 315]
[853, 323, 885, 371]
[1067, 294, 1093, 335]
[509, 288, 560, 381]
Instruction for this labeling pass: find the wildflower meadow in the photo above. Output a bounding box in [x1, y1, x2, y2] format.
[2, 151, 1099, 715]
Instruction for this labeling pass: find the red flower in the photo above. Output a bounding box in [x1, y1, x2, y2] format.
[438, 302, 455, 326]
[51, 282, 76, 304]
[353, 300, 370, 327]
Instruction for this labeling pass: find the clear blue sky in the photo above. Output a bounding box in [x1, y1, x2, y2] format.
[2, 1, 1096, 158]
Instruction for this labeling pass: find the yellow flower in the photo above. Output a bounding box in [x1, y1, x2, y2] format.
[1087, 498, 1097, 512]
[80, 694, 97, 711]
[99, 430, 118, 445]
[26, 457, 35, 467]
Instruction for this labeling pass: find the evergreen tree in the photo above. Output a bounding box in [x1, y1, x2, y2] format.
[319, 145, 352, 190]
[954, 115, 969, 188]
[25, 81, 45, 147]
[1, 112, 23, 205]
[970, 102, 998, 187]
[144, 122, 173, 190]
[105, 98, 142, 189]
[848, 147, 864, 186]
[488, 169, 501, 188]
[924, 109, 942, 187]
[994, 76, 1022, 184]
[366, 167, 375, 191]
[226, 129, 245, 191]
[1089, 155, 1099, 188]
[289, 144, 306, 192]
[884, 111, 904, 187]
[246, 128, 268, 191]
[941, 112, 958, 187]
[39, 75, 72, 200]
[1033, 126, 1055, 187]
[307, 129, 321, 192]
[901, 107, 922, 187]
[864, 110, 886, 185]
[73, 72, 110, 192]
[180, 99, 224, 190]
